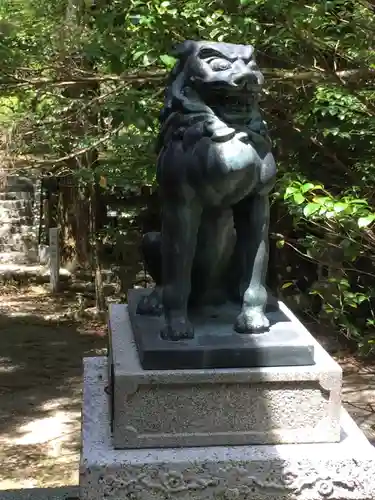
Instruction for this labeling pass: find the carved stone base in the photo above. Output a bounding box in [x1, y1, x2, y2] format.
[80, 357, 375, 500]
[108, 303, 341, 449]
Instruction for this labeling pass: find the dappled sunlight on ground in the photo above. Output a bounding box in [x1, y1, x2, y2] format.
[0, 284, 107, 489]
[340, 359, 375, 442]
[3, 399, 80, 450]
[0, 398, 81, 488]
[0, 357, 21, 373]
[306, 319, 375, 442]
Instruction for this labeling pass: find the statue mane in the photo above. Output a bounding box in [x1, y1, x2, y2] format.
[156, 40, 271, 154]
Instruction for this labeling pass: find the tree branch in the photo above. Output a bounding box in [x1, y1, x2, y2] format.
[0, 68, 373, 89]
[17, 122, 125, 168]
[0, 71, 166, 89]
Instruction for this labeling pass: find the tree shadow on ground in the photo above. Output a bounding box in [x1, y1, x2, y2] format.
[341, 363, 375, 442]
[0, 287, 107, 489]
[305, 318, 375, 442]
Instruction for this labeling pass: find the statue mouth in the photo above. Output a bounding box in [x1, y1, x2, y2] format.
[195, 70, 263, 94]
[201, 87, 258, 113]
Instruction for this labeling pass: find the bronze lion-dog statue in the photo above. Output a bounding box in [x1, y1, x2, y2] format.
[136, 40, 276, 341]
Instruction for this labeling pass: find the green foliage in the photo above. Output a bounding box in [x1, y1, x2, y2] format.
[280, 177, 375, 354]
[0, 0, 375, 353]
[284, 180, 375, 227]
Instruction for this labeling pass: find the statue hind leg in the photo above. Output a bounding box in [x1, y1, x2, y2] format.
[140, 231, 162, 285]
[138, 208, 236, 314]
[136, 231, 164, 316]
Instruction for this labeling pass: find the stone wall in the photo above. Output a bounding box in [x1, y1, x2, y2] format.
[0, 175, 40, 265]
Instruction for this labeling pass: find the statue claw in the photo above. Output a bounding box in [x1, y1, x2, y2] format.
[205, 121, 236, 142]
[210, 127, 236, 142]
[234, 308, 270, 334]
[161, 316, 195, 341]
[136, 289, 164, 316]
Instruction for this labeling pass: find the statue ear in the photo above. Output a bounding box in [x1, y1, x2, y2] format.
[172, 40, 197, 60]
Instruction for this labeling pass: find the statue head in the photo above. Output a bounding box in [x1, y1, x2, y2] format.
[160, 40, 265, 126]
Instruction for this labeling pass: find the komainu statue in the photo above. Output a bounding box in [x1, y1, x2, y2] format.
[136, 40, 277, 341]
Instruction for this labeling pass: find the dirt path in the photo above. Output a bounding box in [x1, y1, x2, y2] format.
[0, 285, 107, 489]
[0, 286, 374, 490]
[340, 357, 375, 442]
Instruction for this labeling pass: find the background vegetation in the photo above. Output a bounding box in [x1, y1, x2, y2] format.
[0, 0, 374, 353]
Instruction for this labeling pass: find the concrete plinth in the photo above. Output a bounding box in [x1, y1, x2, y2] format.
[80, 357, 375, 500]
[108, 303, 342, 449]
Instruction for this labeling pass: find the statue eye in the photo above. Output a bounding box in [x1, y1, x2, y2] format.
[209, 58, 232, 71]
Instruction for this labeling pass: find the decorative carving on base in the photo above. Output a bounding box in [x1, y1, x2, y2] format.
[91, 461, 371, 500]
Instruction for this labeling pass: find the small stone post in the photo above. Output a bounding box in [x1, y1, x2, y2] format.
[49, 227, 60, 293]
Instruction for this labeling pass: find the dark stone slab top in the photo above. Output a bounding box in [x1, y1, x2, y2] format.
[127, 289, 315, 370]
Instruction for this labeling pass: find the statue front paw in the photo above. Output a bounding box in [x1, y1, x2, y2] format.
[205, 120, 236, 142]
[136, 289, 164, 316]
[234, 308, 270, 334]
[161, 316, 194, 341]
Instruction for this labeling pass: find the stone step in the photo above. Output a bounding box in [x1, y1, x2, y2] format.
[1, 175, 35, 192]
[0, 198, 30, 208]
[0, 240, 38, 253]
[0, 191, 34, 201]
[0, 216, 34, 225]
[0, 205, 33, 220]
[0, 264, 71, 283]
[0, 251, 38, 265]
[0, 229, 36, 243]
[0, 223, 37, 239]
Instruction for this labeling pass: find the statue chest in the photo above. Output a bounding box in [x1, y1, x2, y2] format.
[194, 141, 276, 207]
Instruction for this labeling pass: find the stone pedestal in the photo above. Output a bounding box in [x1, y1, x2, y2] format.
[80, 357, 375, 500]
[79, 298, 375, 499]
[108, 303, 341, 449]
